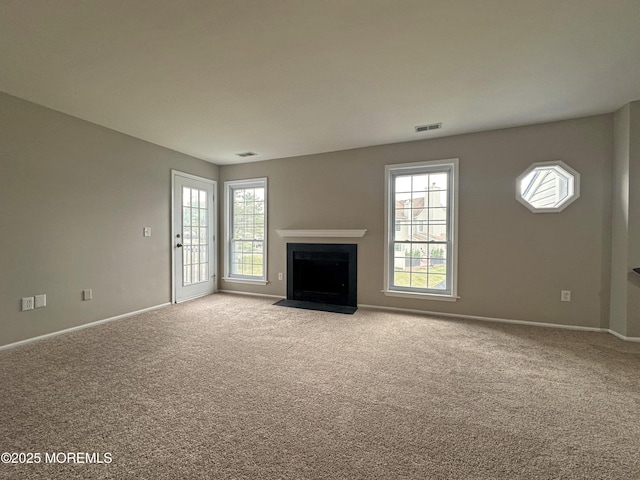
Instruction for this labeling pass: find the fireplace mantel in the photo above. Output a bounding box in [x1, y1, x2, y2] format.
[276, 229, 366, 238]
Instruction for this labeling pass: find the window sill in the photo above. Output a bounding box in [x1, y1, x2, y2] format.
[222, 277, 269, 286]
[382, 290, 459, 302]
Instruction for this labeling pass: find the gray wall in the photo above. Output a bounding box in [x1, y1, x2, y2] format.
[629, 102, 640, 337]
[611, 101, 640, 337]
[220, 115, 613, 329]
[0, 92, 218, 347]
[0, 90, 619, 347]
[610, 104, 631, 335]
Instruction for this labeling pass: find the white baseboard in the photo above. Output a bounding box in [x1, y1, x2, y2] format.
[358, 303, 607, 334]
[5, 296, 634, 349]
[607, 329, 640, 342]
[0, 302, 171, 352]
[175, 291, 215, 304]
[219, 289, 284, 300]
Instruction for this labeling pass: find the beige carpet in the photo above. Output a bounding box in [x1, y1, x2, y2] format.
[1, 293, 640, 479]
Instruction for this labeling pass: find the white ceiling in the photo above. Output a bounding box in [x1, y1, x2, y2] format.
[1, 0, 639, 165]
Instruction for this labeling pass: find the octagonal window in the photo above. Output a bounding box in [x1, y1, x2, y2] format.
[516, 161, 580, 212]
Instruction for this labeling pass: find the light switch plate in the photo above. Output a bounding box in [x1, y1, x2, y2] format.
[143, 227, 151, 237]
[83, 289, 93, 301]
[35, 294, 46, 308]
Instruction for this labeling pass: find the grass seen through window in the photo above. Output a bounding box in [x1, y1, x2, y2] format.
[394, 265, 446, 289]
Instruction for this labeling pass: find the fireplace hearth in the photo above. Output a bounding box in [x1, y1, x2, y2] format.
[274, 243, 357, 314]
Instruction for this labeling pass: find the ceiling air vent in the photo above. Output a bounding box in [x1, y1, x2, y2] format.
[415, 123, 442, 133]
[236, 151, 257, 158]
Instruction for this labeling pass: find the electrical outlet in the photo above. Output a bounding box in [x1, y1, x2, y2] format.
[278, 272, 283, 281]
[35, 294, 46, 308]
[83, 289, 93, 301]
[21, 297, 34, 311]
[561, 290, 571, 302]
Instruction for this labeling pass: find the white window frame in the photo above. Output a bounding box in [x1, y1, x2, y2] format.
[516, 160, 580, 213]
[223, 177, 268, 285]
[383, 159, 459, 301]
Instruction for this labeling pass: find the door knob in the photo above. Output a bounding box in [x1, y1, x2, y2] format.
[176, 243, 183, 248]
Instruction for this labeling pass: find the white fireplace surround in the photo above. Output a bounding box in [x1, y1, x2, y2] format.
[276, 229, 367, 238]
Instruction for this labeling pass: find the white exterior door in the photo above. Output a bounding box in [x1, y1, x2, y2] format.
[172, 172, 216, 302]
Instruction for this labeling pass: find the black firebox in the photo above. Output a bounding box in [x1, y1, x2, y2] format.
[274, 243, 357, 314]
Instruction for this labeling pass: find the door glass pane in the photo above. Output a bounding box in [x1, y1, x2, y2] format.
[184, 265, 192, 286]
[200, 263, 208, 282]
[181, 187, 210, 286]
[194, 257, 201, 282]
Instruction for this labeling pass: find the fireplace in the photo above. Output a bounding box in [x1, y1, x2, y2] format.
[274, 243, 357, 314]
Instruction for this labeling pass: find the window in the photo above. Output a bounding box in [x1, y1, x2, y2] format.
[384, 159, 458, 300]
[516, 161, 580, 212]
[224, 178, 267, 284]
